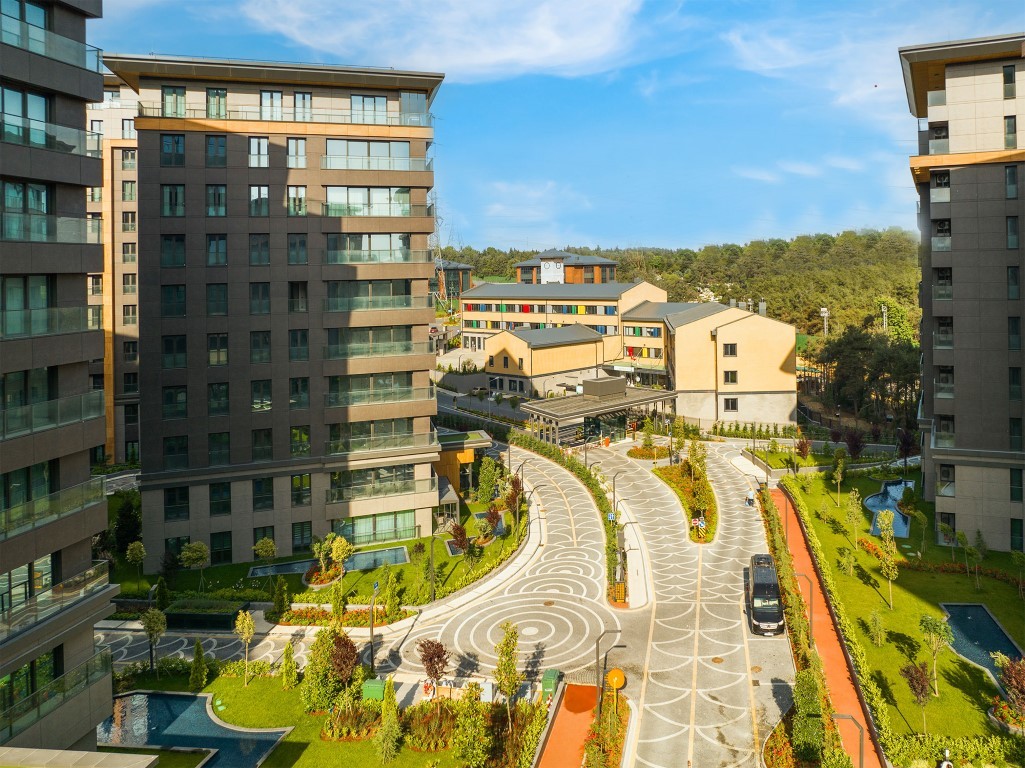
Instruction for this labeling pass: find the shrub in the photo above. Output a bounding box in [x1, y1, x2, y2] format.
[374, 677, 401, 763]
[273, 576, 289, 619]
[281, 641, 299, 690]
[324, 697, 381, 741]
[218, 659, 275, 679]
[403, 699, 457, 751]
[189, 639, 207, 692]
[154, 576, 171, 611]
[301, 625, 343, 713]
[791, 668, 823, 761]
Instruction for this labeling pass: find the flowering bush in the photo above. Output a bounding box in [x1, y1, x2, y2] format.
[278, 605, 415, 627]
[992, 696, 1025, 730]
[626, 445, 670, 460]
[305, 565, 341, 585]
[763, 718, 796, 768]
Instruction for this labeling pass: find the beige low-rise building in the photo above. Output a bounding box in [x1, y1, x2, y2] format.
[483, 325, 606, 396]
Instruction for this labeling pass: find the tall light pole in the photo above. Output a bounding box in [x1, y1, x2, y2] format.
[594, 628, 622, 720]
[368, 581, 381, 674]
[832, 714, 864, 768]
[610, 471, 624, 514]
[587, 459, 602, 475]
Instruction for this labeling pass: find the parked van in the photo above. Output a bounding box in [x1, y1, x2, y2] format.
[747, 554, 784, 635]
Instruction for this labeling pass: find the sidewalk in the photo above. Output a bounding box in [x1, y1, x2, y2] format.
[537, 684, 597, 768]
[771, 488, 883, 768]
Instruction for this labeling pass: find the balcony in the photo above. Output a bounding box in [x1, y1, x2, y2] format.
[137, 103, 432, 127]
[932, 284, 953, 301]
[1, 117, 101, 158]
[0, 649, 111, 745]
[321, 203, 434, 218]
[934, 380, 954, 398]
[1, 213, 101, 244]
[325, 429, 439, 456]
[0, 13, 102, 72]
[323, 340, 433, 360]
[929, 139, 950, 155]
[326, 476, 437, 504]
[933, 331, 954, 349]
[0, 390, 104, 440]
[1, 562, 109, 642]
[321, 155, 433, 172]
[1, 477, 104, 542]
[931, 236, 951, 252]
[326, 385, 435, 408]
[0, 307, 101, 341]
[930, 188, 950, 204]
[927, 90, 947, 107]
[324, 295, 432, 312]
[936, 479, 955, 497]
[934, 431, 955, 449]
[324, 249, 431, 265]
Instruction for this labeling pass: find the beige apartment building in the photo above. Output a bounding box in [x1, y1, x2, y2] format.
[901, 34, 1025, 551]
[98, 54, 444, 570]
[0, 0, 118, 750]
[514, 249, 617, 285]
[483, 325, 606, 395]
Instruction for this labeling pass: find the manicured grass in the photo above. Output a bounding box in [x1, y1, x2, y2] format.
[790, 470, 1023, 739]
[99, 746, 207, 767]
[755, 449, 894, 469]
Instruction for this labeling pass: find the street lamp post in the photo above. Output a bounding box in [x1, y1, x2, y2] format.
[594, 628, 622, 721]
[610, 471, 624, 514]
[831, 714, 864, 768]
[368, 581, 382, 674]
[587, 459, 602, 475]
[795, 572, 814, 644]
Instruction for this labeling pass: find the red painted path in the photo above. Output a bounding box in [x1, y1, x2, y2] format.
[537, 683, 598, 768]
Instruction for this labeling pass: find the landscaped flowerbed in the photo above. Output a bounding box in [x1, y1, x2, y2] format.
[754, 448, 895, 469]
[165, 598, 247, 630]
[278, 606, 415, 627]
[626, 445, 669, 460]
[304, 564, 340, 586]
[652, 462, 717, 543]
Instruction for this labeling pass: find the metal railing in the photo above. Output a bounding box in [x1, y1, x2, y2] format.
[0, 213, 102, 244]
[326, 476, 437, 504]
[323, 248, 430, 264]
[1, 477, 105, 541]
[932, 284, 953, 300]
[0, 13, 102, 71]
[321, 155, 432, 172]
[927, 90, 946, 107]
[936, 480, 955, 498]
[0, 390, 104, 440]
[321, 202, 434, 218]
[1, 562, 109, 642]
[0, 307, 101, 340]
[323, 340, 433, 359]
[930, 188, 950, 204]
[1, 117, 101, 157]
[137, 103, 432, 127]
[0, 648, 111, 744]
[323, 295, 431, 312]
[934, 431, 955, 448]
[934, 380, 954, 398]
[325, 429, 439, 455]
[336, 525, 419, 547]
[933, 331, 954, 349]
[931, 235, 951, 252]
[929, 139, 950, 155]
[326, 385, 435, 408]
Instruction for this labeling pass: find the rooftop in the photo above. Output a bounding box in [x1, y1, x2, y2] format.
[622, 301, 701, 322]
[521, 386, 675, 422]
[507, 325, 604, 349]
[462, 280, 646, 301]
[436, 258, 473, 271]
[664, 302, 731, 331]
[514, 249, 617, 268]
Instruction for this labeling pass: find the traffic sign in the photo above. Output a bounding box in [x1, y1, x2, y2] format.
[373, 581, 379, 591]
[607, 512, 615, 522]
[606, 668, 626, 690]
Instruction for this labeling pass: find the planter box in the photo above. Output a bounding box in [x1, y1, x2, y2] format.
[165, 600, 248, 631]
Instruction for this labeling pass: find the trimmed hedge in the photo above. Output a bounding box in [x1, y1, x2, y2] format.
[652, 462, 718, 543]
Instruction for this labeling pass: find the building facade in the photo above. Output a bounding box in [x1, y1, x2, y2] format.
[99, 55, 444, 570]
[514, 249, 617, 285]
[0, 0, 118, 750]
[901, 34, 1025, 551]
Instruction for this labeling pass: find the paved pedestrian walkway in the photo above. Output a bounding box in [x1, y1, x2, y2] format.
[771, 487, 884, 768]
[537, 684, 598, 768]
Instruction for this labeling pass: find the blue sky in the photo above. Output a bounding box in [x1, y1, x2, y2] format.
[92, 0, 1025, 250]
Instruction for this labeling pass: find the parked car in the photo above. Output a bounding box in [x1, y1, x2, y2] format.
[747, 554, 784, 635]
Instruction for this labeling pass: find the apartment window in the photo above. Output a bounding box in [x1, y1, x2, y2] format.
[289, 377, 309, 409]
[488, 356, 494, 367]
[503, 356, 509, 369]
[88, 185, 103, 203]
[123, 341, 138, 362]
[208, 382, 229, 416]
[723, 397, 738, 412]
[90, 373, 104, 391]
[723, 343, 737, 357]
[1010, 267, 1021, 300]
[210, 531, 232, 565]
[518, 357, 524, 370]
[251, 379, 272, 412]
[252, 330, 272, 365]
[1011, 317, 1022, 351]
[124, 404, 138, 425]
[249, 233, 270, 265]
[161, 335, 187, 368]
[260, 90, 282, 120]
[291, 474, 311, 506]
[287, 233, 308, 264]
[1009, 217, 1020, 249]
[288, 282, 308, 313]
[253, 526, 274, 546]
[208, 432, 230, 466]
[206, 185, 226, 216]
[209, 482, 231, 516]
[352, 93, 387, 124]
[207, 333, 228, 366]
[206, 234, 227, 266]
[1012, 368, 1023, 401]
[1013, 520, 1024, 552]
[121, 149, 136, 170]
[206, 88, 227, 118]
[287, 185, 306, 216]
[163, 487, 190, 521]
[122, 274, 136, 294]
[1013, 468, 1024, 503]
[248, 136, 269, 168]
[295, 92, 312, 121]
[163, 435, 189, 470]
[121, 212, 136, 232]
[123, 373, 138, 393]
[252, 428, 273, 461]
[122, 242, 137, 263]
[1013, 418, 1023, 451]
[205, 135, 226, 167]
[122, 181, 136, 202]
[1008, 166, 1019, 200]
[1007, 116, 1018, 150]
[206, 283, 227, 315]
[165, 536, 189, 555]
[292, 521, 312, 552]
[287, 138, 306, 169]
[290, 426, 310, 457]
[253, 478, 275, 510]
[161, 285, 186, 317]
[250, 282, 270, 314]
[1005, 65, 1017, 99]
[162, 385, 187, 419]
[122, 304, 137, 325]
[289, 330, 309, 361]
[249, 186, 269, 216]
[161, 184, 185, 217]
[160, 133, 185, 166]
[121, 118, 136, 139]
[161, 86, 186, 118]
[160, 234, 186, 267]
[723, 371, 738, 385]
[89, 275, 102, 295]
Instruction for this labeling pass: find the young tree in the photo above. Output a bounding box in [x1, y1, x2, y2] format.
[494, 621, 524, 735]
[113, 490, 142, 557]
[994, 652, 1025, 723]
[897, 428, 917, 475]
[837, 547, 855, 577]
[331, 630, 359, 686]
[475, 456, 497, 504]
[280, 640, 299, 690]
[843, 427, 866, 461]
[329, 582, 347, 617]
[189, 638, 207, 692]
[330, 536, 355, 578]
[900, 661, 932, 734]
[939, 523, 957, 562]
[311, 532, 337, 575]
[141, 608, 166, 675]
[843, 489, 863, 542]
[450, 523, 470, 554]
[159, 550, 181, 586]
[880, 555, 898, 610]
[877, 509, 897, 558]
[453, 682, 491, 768]
[868, 610, 885, 647]
[125, 540, 147, 589]
[381, 568, 401, 622]
[642, 416, 654, 450]
[179, 541, 210, 592]
[920, 615, 954, 696]
[272, 576, 290, 619]
[416, 639, 450, 700]
[1011, 551, 1025, 601]
[795, 437, 811, 460]
[252, 536, 277, 590]
[300, 624, 342, 712]
[966, 546, 983, 591]
[974, 529, 989, 560]
[374, 676, 401, 764]
[688, 439, 707, 479]
[956, 531, 971, 580]
[832, 448, 846, 506]
[234, 610, 256, 686]
[154, 576, 171, 611]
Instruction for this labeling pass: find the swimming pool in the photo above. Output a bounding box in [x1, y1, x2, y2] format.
[866, 479, 914, 538]
[942, 603, 1023, 684]
[97, 692, 288, 768]
[247, 558, 316, 578]
[344, 545, 408, 571]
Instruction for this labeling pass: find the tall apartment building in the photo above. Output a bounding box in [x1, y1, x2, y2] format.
[900, 34, 1025, 550]
[0, 0, 118, 750]
[98, 55, 444, 570]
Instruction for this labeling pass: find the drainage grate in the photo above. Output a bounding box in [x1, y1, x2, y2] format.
[752, 680, 761, 687]
[543, 600, 555, 607]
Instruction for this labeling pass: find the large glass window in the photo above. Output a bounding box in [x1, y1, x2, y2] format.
[161, 335, 186, 368]
[159, 133, 185, 166]
[253, 478, 275, 510]
[250, 282, 270, 314]
[206, 234, 227, 266]
[287, 233, 307, 264]
[294, 92, 312, 121]
[161, 184, 185, 217]
[209, 482, 231, 516]
[205, 135, 226, 167]
[289, 377, 309, 409]
[252, 428, 273, 461]
[351, 93, 387, 124]
[325, 139, 411, 170]
[1009, 217, 1020, 249]
[208, 432, 230, 465]
[210, 531, 232, 565]
[287, 185, 306, 216]
[161, 285, 186, 316]
[260, 91, 282, 120]
[249, 185, 269, 216]
[290, 425, 310, 456]
[206, 283, 227, 315]
[206, 185, 226, 217]
[164, 487, 189, 521]
[160, 235, 185, 267]
[249, 233, 270, 265]
[207, 333, 228, 366]
[0, 177, 48, 241]
[1008, 166, 1019, 200]
[248, 136, 269, 168]
[163, 436, 188, 469]
[162, 385, 187, 419]
[251, 379, 272, 412]
[208, 382, 229, 415]
[292, 521, 312, 552]
[291, 474, 311, 506]
[1012, 468, 1023, 503]
[332, 509, 416, 545]
[162, 86, 185, 118]
[287, 138, 306, 168]
[206, 88, 227, 118]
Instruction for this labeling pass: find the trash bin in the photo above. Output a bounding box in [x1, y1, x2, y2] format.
[541, 669, 562, 699]
[362, 679, 386, 701]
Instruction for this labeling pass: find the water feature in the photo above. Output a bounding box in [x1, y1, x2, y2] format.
[942, 603, 1023, 683]
[344, 545, 408, 571]
[865, 479, 914, 538]
[247, 558, 315, 578]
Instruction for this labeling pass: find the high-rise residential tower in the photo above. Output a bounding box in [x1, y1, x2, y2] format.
[1, 0, 118, 749]
[900, 34, 1025, 550]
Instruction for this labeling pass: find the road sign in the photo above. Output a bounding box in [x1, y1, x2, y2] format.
[373, 581, 379, 591]
[606, 668, 626, 690]
[607, 512, 615, 522]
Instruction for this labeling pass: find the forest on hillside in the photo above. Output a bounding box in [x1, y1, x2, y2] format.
[440, 228, 921, 338]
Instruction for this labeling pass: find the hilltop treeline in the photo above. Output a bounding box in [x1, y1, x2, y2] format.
[441, 228, 920, 337]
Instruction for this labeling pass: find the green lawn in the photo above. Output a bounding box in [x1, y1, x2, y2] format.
[790, 471, 1023, 739]
[99, 746, 207, 767]
[755, 449, 895, 470]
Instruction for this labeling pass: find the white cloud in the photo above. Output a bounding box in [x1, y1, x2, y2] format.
[475, 180, 592, 249]
[236, 0, 645, 82]
[732, 166, 781, 184]
[824, 155, 865, 172]
[777, 160, 820, 177]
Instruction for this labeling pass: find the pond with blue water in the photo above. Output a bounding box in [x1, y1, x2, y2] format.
[865, 479, 914, 538]
[942, 603, 1023, 683]
[247, 546, 409, 579]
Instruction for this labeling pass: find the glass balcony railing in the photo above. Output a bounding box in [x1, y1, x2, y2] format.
[1, 117, 102, 157]
[323, 340, 433, 360]
[326, 476, 437, 504]
[929, 139, 950, 154]
[1, 562, 109, 642]
[163, 454, 189, 471]
[1, 212, 101, 244]
[933, 331, 954, 349]
[321, 155, 432, 172]
[932, 236, 951, 252]
[335, 525, 419, 547]
[325, 429, 439, 456]
[0, 390, 104, 440]
[927, 90, 947, 107]
[0, 13, 102, 72]
[934, 431, 955, 448]
[321, 203, 434, 218]
[137, 103, 432, 127]
[324, 249, 430, 264]
[323, 295, 431, 312]
[0, 648, 111, 744]
[930, 188, 950, 204]
[0, 307, 101, 340]
[934, 380, 954, 398]
[326, 385, 435, 408]
[933, 284, 953, 301]
[936, 479, 955, 497]
[1, 477, 105, 541]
